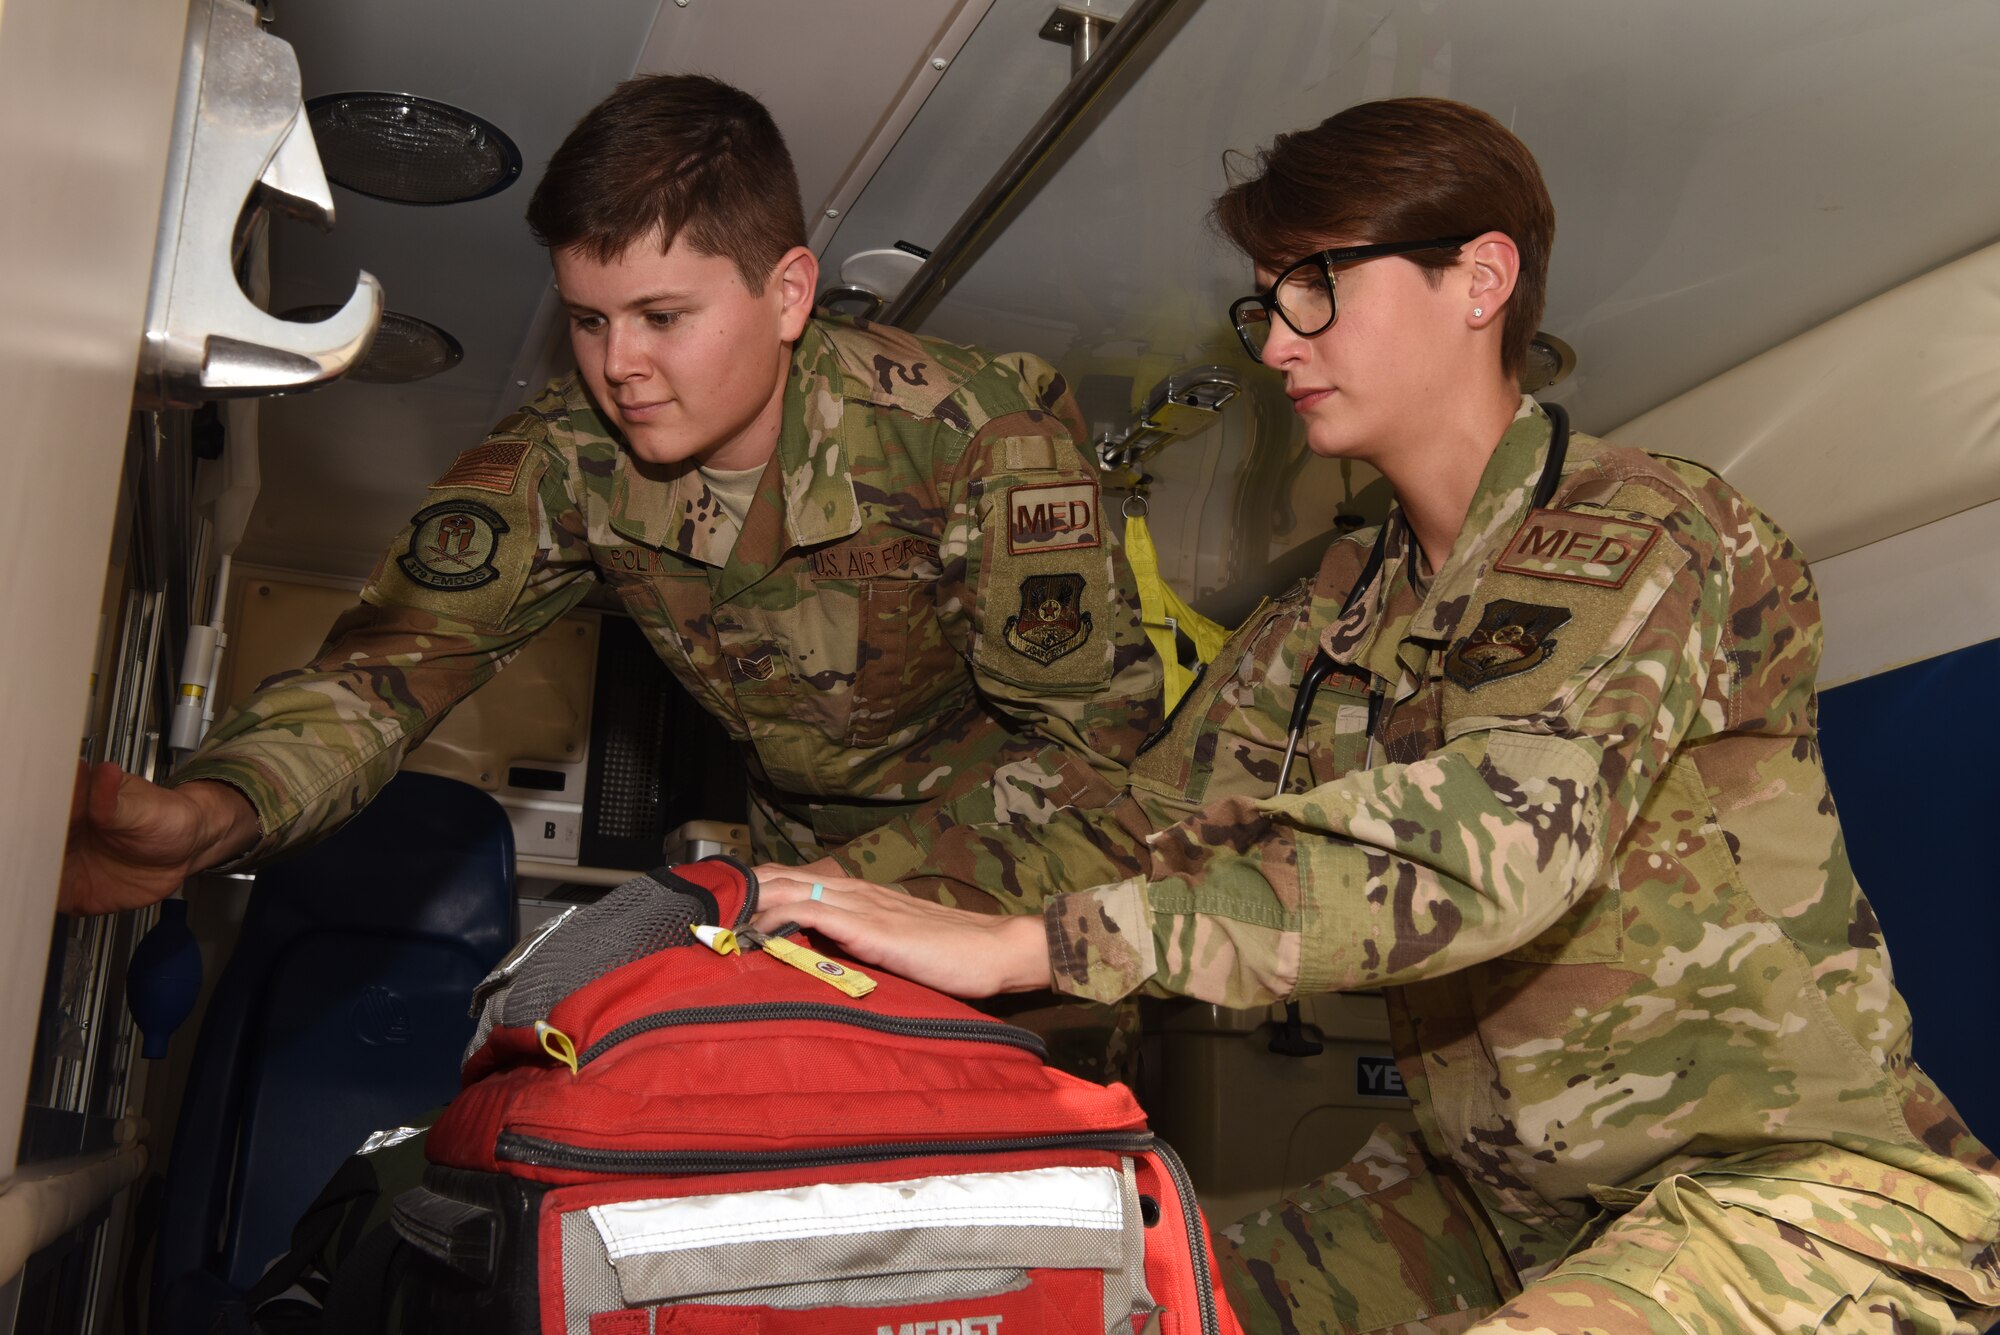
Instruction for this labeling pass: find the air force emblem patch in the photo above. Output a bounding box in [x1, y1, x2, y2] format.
[1003, 573, 1093, 665]
[1444, 599, 1571, 690]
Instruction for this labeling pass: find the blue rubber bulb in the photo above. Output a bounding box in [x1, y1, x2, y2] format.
[127, 898, 202, 1060]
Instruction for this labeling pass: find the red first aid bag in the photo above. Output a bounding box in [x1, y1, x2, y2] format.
[393, 859, 1241, 1335]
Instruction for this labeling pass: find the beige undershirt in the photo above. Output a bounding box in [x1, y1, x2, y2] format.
[696, 462, 767, 548]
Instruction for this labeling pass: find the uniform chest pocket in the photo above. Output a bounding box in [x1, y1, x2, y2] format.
[592, 551, 728, 711]
[839, 574, 963, 748]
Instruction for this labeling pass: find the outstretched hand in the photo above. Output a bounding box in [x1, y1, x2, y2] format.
[750, 868, 1053, 1000]
[60, 763, 258, 915]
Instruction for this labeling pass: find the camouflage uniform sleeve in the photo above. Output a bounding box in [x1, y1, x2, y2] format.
[169, 434, 597, 866]
[828, 358, 1162, 885]
[1046, 487, 1736, 1006]
[884, 791, 1162, 913]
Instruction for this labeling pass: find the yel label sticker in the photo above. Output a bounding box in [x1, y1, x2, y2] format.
[399, 500, 508, 592]
[1493, 508, 1662, 589]
[1007, 481, 1100, 554]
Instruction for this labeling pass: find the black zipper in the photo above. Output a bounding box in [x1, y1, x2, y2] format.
[496, 1129, 1155, 1176]
[573, 1001, 1049, 1068]
[1150, 1139, 1221, 1335]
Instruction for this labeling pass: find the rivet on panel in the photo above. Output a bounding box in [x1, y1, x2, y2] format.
[931, 57, 948, 70]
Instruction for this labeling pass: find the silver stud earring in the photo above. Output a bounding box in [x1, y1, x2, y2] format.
[1472, 307, 1484, 318]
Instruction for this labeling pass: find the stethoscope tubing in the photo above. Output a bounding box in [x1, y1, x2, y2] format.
[1269, 405, 1571, 799]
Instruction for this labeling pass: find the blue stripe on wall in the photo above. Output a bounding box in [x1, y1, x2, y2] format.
[1818, 636, 2000, 1148]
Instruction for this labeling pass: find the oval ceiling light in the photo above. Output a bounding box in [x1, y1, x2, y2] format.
[816, 284, 884, 321]
[1520, 331, 1577, 393]
[306, 91, 522, 206]
[282, 306, 464, 384]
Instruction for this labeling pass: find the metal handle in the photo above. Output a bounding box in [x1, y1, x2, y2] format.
[137, 0, 382, 407]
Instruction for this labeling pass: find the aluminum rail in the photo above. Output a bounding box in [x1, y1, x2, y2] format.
[0, 1140, 149, 1286]
[881, 0, 1185, 328]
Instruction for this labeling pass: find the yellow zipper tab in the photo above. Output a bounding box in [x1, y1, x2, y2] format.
[756, 934, 877, 998]
[535, 1020, 579, 1072]
[693, 924, 739, 956]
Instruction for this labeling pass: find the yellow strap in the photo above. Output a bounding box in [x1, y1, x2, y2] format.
[758, 935, 877, 998]
[1123, 509, 1230, 709]
[534, 1020, 578, 1073]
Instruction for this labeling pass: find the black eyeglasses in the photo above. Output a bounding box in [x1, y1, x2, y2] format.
[1229, 236, 1476, 360]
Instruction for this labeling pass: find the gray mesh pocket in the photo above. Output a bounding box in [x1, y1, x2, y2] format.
[462, 868, 724, 1067]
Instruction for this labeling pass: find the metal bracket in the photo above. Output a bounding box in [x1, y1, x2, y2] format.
[137, 0, 382, 407]
[1039, 4, 1118, 72]
[1096, 365, 1244, 475]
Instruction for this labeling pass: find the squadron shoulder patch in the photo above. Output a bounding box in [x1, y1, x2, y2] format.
[1492, 508, 1661, 589]
[1003, 573, 1094, 664]
[1007, 481, 1100, 554]
[399, 500, 509, 592]
[433, 438, 530, 495]
[1444, 599, 1571, 690]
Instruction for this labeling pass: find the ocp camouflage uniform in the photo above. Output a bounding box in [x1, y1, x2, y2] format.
[175, 317, 1159, 882]
[905, 402, 2000, 1331]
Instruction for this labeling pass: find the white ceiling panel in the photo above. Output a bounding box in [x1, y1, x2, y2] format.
[831, 0, 2000, 437]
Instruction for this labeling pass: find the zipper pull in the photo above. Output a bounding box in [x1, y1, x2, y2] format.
[534, 1020, 578, 1073]
[693, 923, 739, 956]
[741, 929, 877, 998]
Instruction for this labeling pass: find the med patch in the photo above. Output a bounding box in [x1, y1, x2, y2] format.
[399, 500, 508, 592]
[1444, 599, 1571, 690]
[1007, 481, 1100, 554]
[1003, 573, 1094, 665]
[1492, 508, 1661, 589]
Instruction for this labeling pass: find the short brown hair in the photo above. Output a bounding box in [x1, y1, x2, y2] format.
[527, 74, 807, 291]
[1214, 98, 1555, 379]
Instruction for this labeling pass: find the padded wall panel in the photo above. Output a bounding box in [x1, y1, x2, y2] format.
[1615, 237, 2000, 562]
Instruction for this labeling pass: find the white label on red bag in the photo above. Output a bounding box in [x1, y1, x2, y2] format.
[587, 1165, 1124, 1259]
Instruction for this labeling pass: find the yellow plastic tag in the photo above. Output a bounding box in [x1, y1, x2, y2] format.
[534, 1020, 578, 1072]
[693, 924, 739, 956]
[757, 935, 876, 998]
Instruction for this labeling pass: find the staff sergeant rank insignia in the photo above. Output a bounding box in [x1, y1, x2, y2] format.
[1444, 599, 1571, 690]
[1003, 573, 1093, 665]
[399, 500, 509, 591]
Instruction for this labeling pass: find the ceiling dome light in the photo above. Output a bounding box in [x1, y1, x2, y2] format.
[1520, 332, 1577, 393]
[282, 306, 463, 384]
[816, 284, 884, 321]
[306, 91, 522, 206]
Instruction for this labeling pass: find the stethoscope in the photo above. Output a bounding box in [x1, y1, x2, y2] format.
[1269, 404, 1571, 798]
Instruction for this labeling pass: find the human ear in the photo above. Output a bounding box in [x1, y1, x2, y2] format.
[1465, 232, 1519, 328]
[770, 246, 819, 341]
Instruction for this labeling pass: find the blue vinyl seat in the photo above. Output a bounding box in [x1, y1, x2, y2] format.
[1818, 637, 2000, 1149]
[153, 770, 517, 1332]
